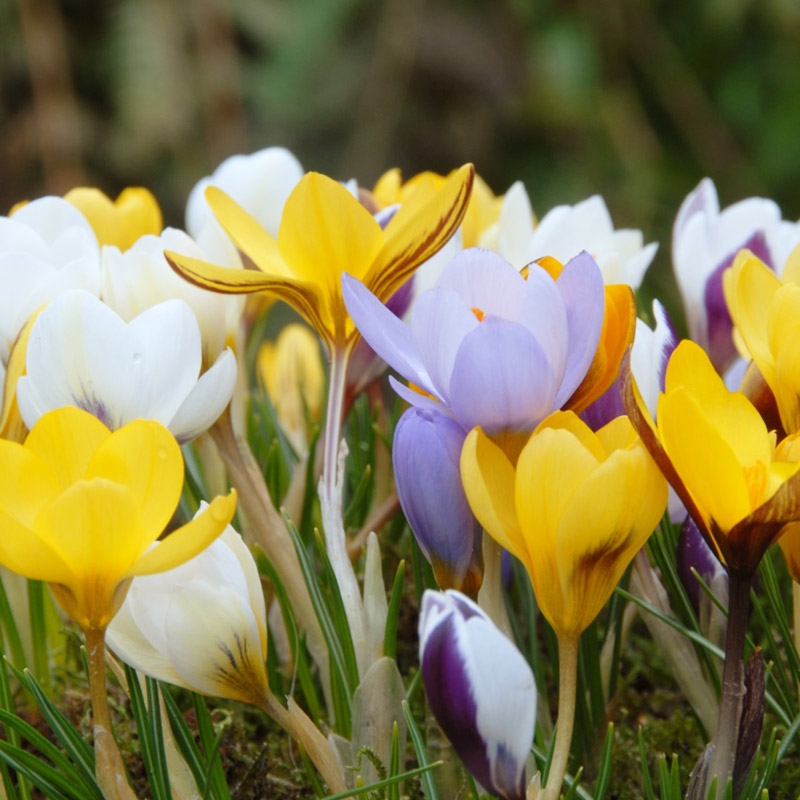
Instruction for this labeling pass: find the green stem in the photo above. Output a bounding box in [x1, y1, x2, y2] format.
[537, 634, 579, 800]
[706, 570, 751, 800]
[84, 626, 136, 800]
[320, 343, 366, 674]
[793, 581, 800, 702]
[27, 580, 49, 693]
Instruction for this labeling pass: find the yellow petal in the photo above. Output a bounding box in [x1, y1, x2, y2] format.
[0, 306, 41, 443]
[204, 187, 289, 276]
[366, 164, 474, 303]
[0, 440, 61, 528]
[725, 251, 780, 386]
[87, 419, 183, 537]
[659, 388, 753, 533]
[129, 490, 237, 576]
[24, 407, 111, 489]
[460, 427, 526, 565]
[0, 510, 75, 585]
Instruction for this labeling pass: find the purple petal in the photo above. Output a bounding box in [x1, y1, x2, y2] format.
[435, 248, 529, 320]
[342, 273, 433, 392]
[393, 408, 482, 592]
[552, 251, 605, 407]
[449, 319, 559, 432]
[672, 178, 718, 247]
[412, 288, 480, 402]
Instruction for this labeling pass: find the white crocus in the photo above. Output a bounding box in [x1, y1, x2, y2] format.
[672, 177, 800, 373]
[0, 197, 100, 367]
[16, 290, 236, 442]
[107, 518, 269, 706]
[186, 146, 304, 240]
[519, 193, 657, 288]
[102, 227, 245, 365]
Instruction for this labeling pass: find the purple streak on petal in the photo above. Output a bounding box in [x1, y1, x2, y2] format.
[449, 318, 559, 433]
[651, 300, 678, 391]
[677, 515, 726, 612]
[393, 408, 482, 589]
[436, 247, 528, 321]
[412, 287, 480, 402]
[673, 178, 718, 248]
[342, 273, 433, 391]
[419, 601, 495, 796]
[704, 231, 770, 373]
[552, 251, 606, 407]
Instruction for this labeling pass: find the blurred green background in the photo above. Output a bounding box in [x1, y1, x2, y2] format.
[3, 0, 800, 313]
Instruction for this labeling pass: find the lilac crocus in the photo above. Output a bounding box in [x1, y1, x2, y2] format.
[419, 590, 536, 800]
[343, 247, 605, 434]
[393, 407, 482, 595]
[672, 178, 800, 374]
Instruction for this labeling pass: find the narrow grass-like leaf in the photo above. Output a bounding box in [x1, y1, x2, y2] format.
[322, 761, 442, 800]
[0, 576, 27, 670]
[593, 724, 614, 799]
[193, 694, 230, 800]
[0, 740, 93, 800]
[8, 664, 95, 785]
[638, 727, 656, 800]
[124, 663, 172, 800]
[402, 700, 439, 800]
[383, 561, 405, 660]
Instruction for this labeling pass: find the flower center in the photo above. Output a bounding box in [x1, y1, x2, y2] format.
[471, 307, 485, 322]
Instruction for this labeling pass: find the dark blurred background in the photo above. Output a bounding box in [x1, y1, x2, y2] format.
[3, 0, 800, 315]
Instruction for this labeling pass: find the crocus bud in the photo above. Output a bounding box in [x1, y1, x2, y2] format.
[677, 515, 728, 614]
[419, 590, 536, 800]
[107, 513, 269, 707]
[393, 407, 483, 596]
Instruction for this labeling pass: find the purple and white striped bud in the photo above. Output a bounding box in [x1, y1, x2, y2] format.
[677, 515, 728, 617]
[393, 407, 483, 596]
[419, 590, 536, 800]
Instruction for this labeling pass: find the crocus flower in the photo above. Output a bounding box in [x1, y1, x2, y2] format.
[256, 323, 325, 455]
[107, 518, 268, 706]
[419, 590, 536, 800]
[672, 178, 800, 374]
[185, 146, 304, 240]
[0, 196, 100, 369]
[344, 247, 627, 436]
[0, 406, 237, 630]
[724, 248, 800, 435]
[64, 187, 162, 250]
[514, 193, 657, 288]
[393, 407, 482, 595]
[461, 411, 666, 638]
[16, 290, 236, 443]
[102, 227, 245, 365]
[165, 165, 474, 353]
[623, 338, 800, 577]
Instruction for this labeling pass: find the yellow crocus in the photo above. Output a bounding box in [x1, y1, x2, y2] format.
[623, 339, 800, 576]
[724, 247, 800, 435]
[0, 406, 236, 630]
[65, 187, 163, 250]
[461, 410, 666, 638]
[373, 167, 501, 249]
[256, 323, 324, 454]
[165, 166, 474, 351]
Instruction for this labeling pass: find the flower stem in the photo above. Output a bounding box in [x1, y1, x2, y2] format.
[320, 343, 366, 674]
[477, 534, 513, 639]
[793, 581, 800, 701]
[210, 410, 327, 673]
[261, 691, 346, 793]
[84, 626, 136, 800]
[536, 634, 579, 800]
[706, 569, 751, 799]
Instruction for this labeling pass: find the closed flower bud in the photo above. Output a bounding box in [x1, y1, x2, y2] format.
[419, 590, 536, 800]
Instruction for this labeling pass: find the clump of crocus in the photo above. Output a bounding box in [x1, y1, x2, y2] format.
[461, 410, 666, 799]
[623, 339, 800, 798]
[0, 406, 237, 800]
[419, 589, 536, 800]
